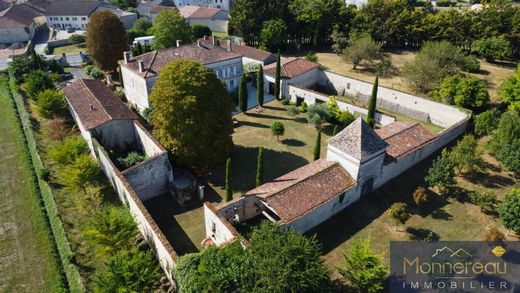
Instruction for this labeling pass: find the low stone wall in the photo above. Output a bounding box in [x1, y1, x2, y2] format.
[204, 203, 239, 246]
[123, 153, 172, 201]
[288, 84, 396, 126]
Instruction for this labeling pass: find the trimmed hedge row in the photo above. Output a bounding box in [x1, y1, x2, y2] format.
[7, 75, 84, 293]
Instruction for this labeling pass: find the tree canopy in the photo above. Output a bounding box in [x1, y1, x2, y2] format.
[499, 65, 520, 110]
[434, 75, 489, 110]
[260, 19, 287, 51]
[150, 60, 234, 167]
[86, 10, 128, 72]
[152, 10, 193, 49]
[499, 189, 520, 233]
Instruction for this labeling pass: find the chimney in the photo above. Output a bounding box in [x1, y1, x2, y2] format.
[123, 51, 130, 64]
[197, 40, 201, 47]
[212, 35, 216, 46]
[90, 104, 94, 111]
[106, 74, 112, 85]
[203, 35, 208, 40]
[138, 60, 144, 73]
[227, 39, 232, 52]
[176, 40, 181, 48]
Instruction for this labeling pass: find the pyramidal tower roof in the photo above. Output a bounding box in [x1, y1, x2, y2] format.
[328, 118, 388, 160]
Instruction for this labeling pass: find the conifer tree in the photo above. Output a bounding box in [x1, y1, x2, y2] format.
[367, 76, 378, 128]
[332, 125, 339, 136]
[239, 73, 248, 113]
[225, 158, 232, 202]
[256, 147, 264, 187]
[257, 66, 264, 106]
[313, 130, 321, 161]
[274, 50, 281, 99]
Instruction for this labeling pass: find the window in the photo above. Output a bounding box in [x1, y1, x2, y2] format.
[219, 69, 223, 78]
[211, 222, 216, 233]
[233, 66, 237, 75]
[346, 83, 350, 89]
[65, 17, 69, 21]
[230, 80, 234, 88]
[215, 70, 219, 78]
[81, 17, 86, 21]
[60, 17, 63, 21]
[72, 17, 77, 21]
[227, 67, 231, 77]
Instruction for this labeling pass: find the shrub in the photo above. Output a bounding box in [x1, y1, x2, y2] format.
[413, 186, 428, 208]
[305, 52, 318, 62]
[469, 191, 498, 212]
[35, 89, 67, 119]
[286, 105, 300, 117]
[38, 167, 51, 181]
[89, 67, 103, 79]
[117, 151, 146, 169]
[434, 75, 489, 110]
[499, 65, 520, 111]
[46, 117, 70, 141]
[271, 121, 285, 141]
[25, 70, 54, 99]
[142, 107, 154, 121]
[474, 109, 500, 137]
[191, 24, 212, 39]
[336, 110, 355, 127]
[472, 36, 511, 62]
[307, 103, 331, 128]
[69, 34, 86, 44]
[436, 0, 455, 6]
[84, 65, 94, 75]
[388, 202, 411, 229]
[462, 55, 480, 73]
[425, 149, 455, 193]
[58, 153, 99, 193]
[281, 98, 290, 105]
[114, 89, 125, 99]
[300, 102, 308, 112]
[498, 189, 520, 233]
[47, 136, 88, 165]
[451, 134, 480, 173]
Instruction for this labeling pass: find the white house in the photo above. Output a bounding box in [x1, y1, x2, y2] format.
[199, 36, 276, 67]
[0, 3, 43, 44]
[43, 0, 99, 30]
[174, 0, 232, 11]
[178, 5, 228, 33]
[96, 6, 138, 29]
[119, 41, 243, 111]
[263, 57, 321, 99]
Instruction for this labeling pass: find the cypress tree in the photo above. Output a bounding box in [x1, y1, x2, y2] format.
[274, 50, 281, 99]
[332, 125, 339, 136]
[136, 42, 143, 55]
[313, 130, 321, 161]
[367, 76, 378, 128]
[225, 157, 232, 202]
[118, 65, 124, 88]
[239, 73, 248, 113]
[30, 48, 41, 70]
[257, 66, 264, 106]
[256, 147, 264, 187]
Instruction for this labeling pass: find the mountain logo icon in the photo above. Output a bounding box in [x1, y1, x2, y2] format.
[432, 247, 472, 258]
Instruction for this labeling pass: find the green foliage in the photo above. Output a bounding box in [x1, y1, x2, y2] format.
[257, 66, 264, 106]
[343, 33, 382, 69]
[497, 140, 520, 174]
[256, 147, 264, 187]
[332, 125, 339, 136]
[94, 250, 160, 292]
[84, 206, 138, 257]
[48, 136, 89, 166]
[149, 60, 234, 167]
[474, 108, 501, 137]
[489, 110, 520, 174]
[58, 153, 99, 193]
[191, 24, 212, 39]
[86, 10, 128, 71]
[8, 56, 32, 81]
[305, 52, 318, 62]
[425, 149, 456, 192]
[462, 55, 480, 73]
[274, 50, 281, 99]
[338, 239, 387, 293]
[25, 70, 54, 99]
[300, 101, 308, 112]
[131, 18, 153, 33]
[307, 103, 331, 128]
[271, 121, 285, 141]
[35, 89, 67, 119]
[109, 0, 138, 10]
[286, 105, 300, 117]
[499, 65, 520, 110]
[472, 36, 511, 62]
[469, 191, 498, 212]
[69, 34, 85, 44]
[436, 0, 455, 7]
[313, 130, 321, 161]
[238, 73, 248, 113]
[260, 19, 287, 51]
[451, 135, 480, 173]
[367, 76, 378, 128]
[142, 106, 154, 121]
[435, 75, 489, 110]
[388, 202, 411, 226]
[498, 189, 520, 232]
[336, 110, 355, 127]
[225, 157, 232, 202]
[413, 186, 428, 208]
[117, 151, 145, 169]
[89, 67, 103, 80]
[152, 10, 193, 49]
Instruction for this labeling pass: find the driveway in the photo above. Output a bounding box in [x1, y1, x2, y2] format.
[33, 27, 50, 54]
[68, 66, 89, 82]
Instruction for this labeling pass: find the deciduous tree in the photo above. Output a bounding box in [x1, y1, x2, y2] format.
[388, 202, 410, 230]
[499, 65, 520, 110]
[271, 121, 285, 141]
[152, 10, 192, 49]
[451, 135, 480, 174]
[498, 189, 520, 234]
[425, 149, 456, 193]
[472, 36, 511, 62]
[342, 34, 382, 69]
[474, 108, 501, 137]
[260, 19, 287, 51]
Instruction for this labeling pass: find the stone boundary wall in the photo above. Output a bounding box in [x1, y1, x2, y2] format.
[288, 84, 396, 126]
[92, 139, 179, 283]
[203, 203, 239, 246]
[317, 70, 469, 128]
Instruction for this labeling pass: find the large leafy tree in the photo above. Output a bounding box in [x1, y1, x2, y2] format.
[86, 10, 128, 72]
[425, 149, 456, 193]
[499, 65, 520, 110]
[338, 239, 387, 293]
[474, 108, 501, 137]
[489, 110, 520, 174]
[152, 10, 193, 49]
[260, 19, 287, 51]
[435, 75, 489, 110]
[451, 135, 480, 174]
[471, 36, 511, 62]
[150, 60, 234, 167]
[499, 189, 520, 233]
[342, 34, 382, 69]
[58, 153, 99, 193]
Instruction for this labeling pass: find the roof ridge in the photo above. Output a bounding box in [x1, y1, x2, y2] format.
[81, 79, 113, 121]
[382, 122, 419, 140]
[264, 161, 340, 200]
[144, 50, 159, 78]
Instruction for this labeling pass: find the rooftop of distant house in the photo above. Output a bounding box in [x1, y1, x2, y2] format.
[245, 160, 355, 224]
[63, 79, 136, 130]
[199, 37, 276, 64]
[375, 121, 438, 164]
[178, 5, 224, 19]
[264, 57, 320, 79]
[0, 3, 42, 28]
[149, 5, 176, 14]
[32, 0, 99, 16]
[119, 43, 242, 78]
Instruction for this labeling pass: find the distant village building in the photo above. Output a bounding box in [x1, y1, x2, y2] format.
[136, 0, 175, 21]
[263, 57, 320, 99]
[199, 36, 276, 67]
[178, 5, 227, 33]
[42, 0, 99, 30]
[96, 5, 137, 29]
[0, 2, 43, 44]
[174, 0, 231, 11]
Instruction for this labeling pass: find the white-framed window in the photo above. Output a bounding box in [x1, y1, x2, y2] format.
[233, 66, 237, 75]
[215, 70, 219, 78]
[230, 80, 234, 88]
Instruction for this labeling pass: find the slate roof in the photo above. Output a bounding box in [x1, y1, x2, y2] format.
[178, 6, 222, 19]
[43, 0, 98, 16]
[119, 43, 242, 78]
[149, 5, 176, 14]
[199, 37, 276, 64]
[0, 4, 42, 28]
[328, 118, 389, 160]
[375, 121, 438, 163]
[264, 57, 320, 79]
[246, 160, 355, 224]
[63, 79, 137, 130]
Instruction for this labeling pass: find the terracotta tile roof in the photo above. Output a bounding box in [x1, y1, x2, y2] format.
[63, 79, 137, 130]
[375, 121, 438, 163]
[119, 43, 242, 78]
[178, 5, 221, 19]
[264, 57, 320, 79]
[246, 160, 355, 224]
[328, 118, 389, 160]
[198, 38, 275, 64]
[0, 4, 42, 28]
[43, 0, 99, 16]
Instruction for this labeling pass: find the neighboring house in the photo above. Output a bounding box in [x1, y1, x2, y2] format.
[199, 36, 276, 67]
[174, 0, 231, 11]
[149, 5, 176, 22]
[178, 5, 227, 33]
[0, 3, 43, 44]
[97, 6, 138, 29]
[43, 0, 98, 30]
[133, 36, 154, 46]
[345, 0, 367, 8]
[263, 57, 320, 99]
[119, 41, 243, 110]
[136, 0, 175, 21]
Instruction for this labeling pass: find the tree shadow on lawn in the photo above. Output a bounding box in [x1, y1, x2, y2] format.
[237, 120, 270, 129]
[464, 170, 516, 189]
[406, 227, 440, 242]
[262, 104, 287, 112]
[282, 138, 306, 147]
[246, 112, 292, 121]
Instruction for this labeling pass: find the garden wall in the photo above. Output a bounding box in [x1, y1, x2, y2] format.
[204, 202, 239, 246]
[123, 153, 172, 201]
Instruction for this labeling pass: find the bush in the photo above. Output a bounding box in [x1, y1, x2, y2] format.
[35, 89, 67, 119]
[474, 109, 500, 137]
[58, 153, 99, 193]
[300, 102, 308, 112]
[69, 34, 86, 44]
[307, 103, 331, 128]
[191, 24, 212, 39]
[498, 189, 520, 233]
[117, 151, 146, 169]
[38, 167, 51, 181]
[47, 136, 89, 165]
[271, 121, 285, 141]
[305, 52, 318, 62]
[286, 105, 300, 117]
[89, 67, 103, 79]
[413, 186, 428, 208]
[484, 227, 505, 242]
[469, 191, 498, 212]
[25, 70, 54, 99]
[436, 0, 455, 6]
[336, 110, 355, 127]
[84, 65, 94, 75]
[46, 117, 70, 141]
[499, 65, 520, 111]
[472, 36, 511, 62]
[281, 98, 290, 105]
[462, 55, 480, 73]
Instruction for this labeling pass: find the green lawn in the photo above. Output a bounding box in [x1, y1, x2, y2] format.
[52, 43, 86, 55]
[0, 78, 63, 292]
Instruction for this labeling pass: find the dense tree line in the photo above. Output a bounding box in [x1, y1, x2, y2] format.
[230, 0, 520, 57]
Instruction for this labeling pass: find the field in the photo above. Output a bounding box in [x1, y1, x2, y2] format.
[0, 78, 63, 292]
[52, 43, 86, 55]
[291, 51, 516, 103]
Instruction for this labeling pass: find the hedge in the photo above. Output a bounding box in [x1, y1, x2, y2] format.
[7, 75, 84, 293]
